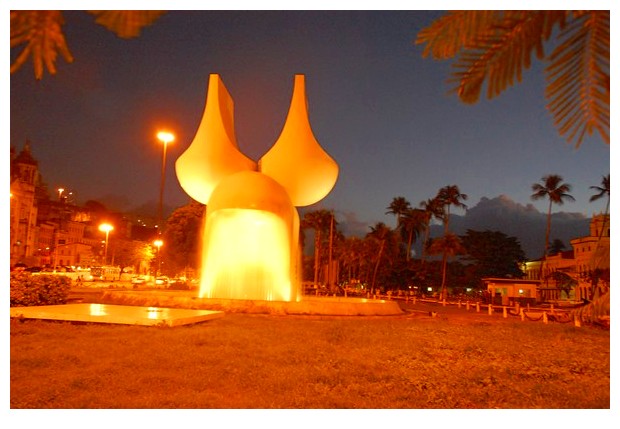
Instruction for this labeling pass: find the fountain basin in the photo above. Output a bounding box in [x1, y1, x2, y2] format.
[10, 303, 224, 327]
[98, 290, 403, 316]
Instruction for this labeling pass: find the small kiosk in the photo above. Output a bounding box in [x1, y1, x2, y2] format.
[483, 278, 541, 306]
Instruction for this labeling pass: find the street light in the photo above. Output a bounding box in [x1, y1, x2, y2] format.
[58, 188, 64, 201]
[153, 239, 163, 276]
[98, 223, 114, 265]
[156, 131, 175, 236]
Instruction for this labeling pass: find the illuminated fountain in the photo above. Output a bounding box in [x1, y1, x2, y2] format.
[11, 74, 401, 323]
[175, 74, 338, 302]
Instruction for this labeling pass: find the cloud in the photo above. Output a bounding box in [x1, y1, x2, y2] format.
[335, 210, 371, 237]
[425, 195, 590, 259]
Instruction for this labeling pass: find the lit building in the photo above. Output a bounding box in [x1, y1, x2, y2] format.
[571, 214, 610, 300]
[523, 214, 610, 301]
[10, 142, 41, 266]
[10, 142, 146, 271]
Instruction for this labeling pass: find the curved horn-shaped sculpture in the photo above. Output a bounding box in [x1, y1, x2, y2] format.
[175, 74, 256, 204]
[260, 75, 338, 207]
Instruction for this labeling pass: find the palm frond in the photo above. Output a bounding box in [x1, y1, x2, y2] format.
[87, 11, 166, 39]
[545, 11, 610, 147]
[415, 11, 501, 59]
[450, 11, 566, 103]
[573, 291, 609, 323]
[10, 11, 74, 79]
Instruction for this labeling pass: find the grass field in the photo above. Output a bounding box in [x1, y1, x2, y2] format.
[10, 300, 610, 411]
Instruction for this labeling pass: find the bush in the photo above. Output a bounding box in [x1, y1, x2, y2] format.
[10, 273, 72, 307]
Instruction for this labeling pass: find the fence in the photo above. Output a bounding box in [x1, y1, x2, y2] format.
[366, 293, 585, 327]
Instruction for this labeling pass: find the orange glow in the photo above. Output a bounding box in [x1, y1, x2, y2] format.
[200, 208, 295, 301]
[157, 131, 175, 145]
[153, 239, 163, 248]
[98, 223, 113, 233]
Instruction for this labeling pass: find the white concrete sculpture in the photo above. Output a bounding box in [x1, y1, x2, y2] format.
[176, 74, 338, 301]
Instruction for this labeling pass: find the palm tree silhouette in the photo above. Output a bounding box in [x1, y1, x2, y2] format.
[400, 208, 427, 261]
[531, 174, 575, 280]
[435, 185, 467, 300]
[588, 174, 610, 270]
[367, 222, 392, 295]
[386, 197, 412, 230]
[428, 233, 466, 301]
[419, 197, 444, 262]
[589, 174, 610, 232]
[301, 210, 333, 288]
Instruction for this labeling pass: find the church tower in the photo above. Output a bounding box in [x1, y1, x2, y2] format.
[10, 141, 40, 266]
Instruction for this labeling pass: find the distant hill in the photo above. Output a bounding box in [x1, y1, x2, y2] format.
[424, 195, 590, 260]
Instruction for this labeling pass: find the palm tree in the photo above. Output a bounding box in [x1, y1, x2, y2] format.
[339, 236, 363, 285]
[385, 197, 412, 230]
[427, 233, 466, 301]
[436, 185, 468, 235]
[399, 208, 427, 261]
[531, 174, 575, 279]
[585, 174, 610, 308]
[419, 197, 444, 262]
[416, 11, 609, 147]
[589, 174, 610, 244]
[367, 222, 392, 295]
[301, 210, 333, 288]
[432, 185, 467, 301]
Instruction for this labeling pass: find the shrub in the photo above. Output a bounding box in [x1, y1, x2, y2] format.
[10, 273, 72, 307]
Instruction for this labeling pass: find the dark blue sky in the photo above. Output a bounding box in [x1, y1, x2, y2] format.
[10, 10, 610, 229]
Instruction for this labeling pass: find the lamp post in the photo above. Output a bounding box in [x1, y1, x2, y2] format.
[153, 239, 163, 276]
[58, 188, 64, 202]
[98, 223, 113, 265]
[156, 131, 175, 236]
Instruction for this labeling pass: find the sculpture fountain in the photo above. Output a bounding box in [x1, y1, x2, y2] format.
[100, 75, 402, 315]
[175, 74, 338, 302]
[10, 74, 402, 325]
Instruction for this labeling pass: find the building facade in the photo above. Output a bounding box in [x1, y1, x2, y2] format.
[10, 142, 40, 266]
[10, 142, 157, 271]
[523, 214, 610, 301]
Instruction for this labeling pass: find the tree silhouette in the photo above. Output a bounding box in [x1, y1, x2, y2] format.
[162, 201, 205, 276]
[436, 185, 468, 235]
[385, 196, 412, 229]
[367, 222, 394, 295]
[549, 238, 567, 256]
[427, 233, 465, 300]
[301, 210, 334, 287]
[531, 174, 575, 282]
[419, 197, 444, 262]
[399, 208, 427, 261]
[589, 174, 610, 248]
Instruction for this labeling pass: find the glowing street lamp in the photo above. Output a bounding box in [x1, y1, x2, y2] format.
[58, 188, 65, 201]
[156, 131, 175, 236]
[153, 239, 163, 276]
[98, 223, 114, 265]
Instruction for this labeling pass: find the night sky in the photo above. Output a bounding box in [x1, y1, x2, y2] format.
[10, 9, 610, 230]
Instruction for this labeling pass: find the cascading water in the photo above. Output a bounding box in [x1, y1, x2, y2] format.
[199, 208, 293, 301]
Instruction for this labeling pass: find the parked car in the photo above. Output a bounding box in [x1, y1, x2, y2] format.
[131, 276, 147, 285]
[155, 276, 169, 287]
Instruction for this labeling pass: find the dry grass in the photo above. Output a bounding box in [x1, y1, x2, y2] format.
[10, 302, 609, 410]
